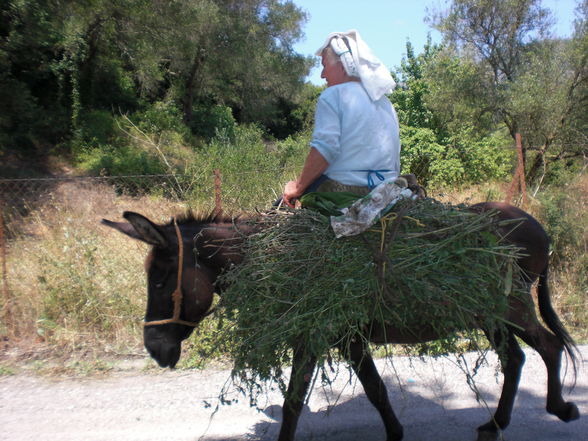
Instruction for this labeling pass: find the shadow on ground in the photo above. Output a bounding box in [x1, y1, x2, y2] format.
[201, 375, 587, 441]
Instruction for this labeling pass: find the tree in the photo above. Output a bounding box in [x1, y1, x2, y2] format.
[391, 38, 512, 186]
[0, 0, 67, 152]
[392, 37, 444, 133]
[0, 0, 313, 159]
[428, 0, 587, 183]
[126, 0, 312, 128]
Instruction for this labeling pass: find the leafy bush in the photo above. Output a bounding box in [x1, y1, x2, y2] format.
[77, 110, 120, 148]
[0, 75, 58, 154]
[536, 175, 588, 340]
[531, 152, 586, 187]
[131, 101, 193, 141]
[400, 127, 513, 188]
[538, 189, 586, 267]
[274, 131, 311, 169]
[185, 124, 284, 209]
[400, 126, 447, 185]
[454, 133, 512, 183]
[190, 104, 237, 141]
[76, 144, 165, 176]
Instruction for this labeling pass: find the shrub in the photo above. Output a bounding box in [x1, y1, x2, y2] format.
[274, 131, 311, 169]
[190, 104, 236, 141]
[400, 126, 446, 185]
[534, 175, 588, 341]
[185, 124, 283, 209]
[76, 144, 165, 176]
[77, 110, 119, 148]
[443, 131, 513, 185]
[131, 101, 193, 141]
[537, 187, 586, 267]
[400, 127, 513, 188]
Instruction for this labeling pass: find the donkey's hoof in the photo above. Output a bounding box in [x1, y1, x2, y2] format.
[548, 402, 580, 422]
[476, 423, 499, 441]
[561, 402, 580, 422]
[387, 426, 404, 441]
[476, 429, 499, 441]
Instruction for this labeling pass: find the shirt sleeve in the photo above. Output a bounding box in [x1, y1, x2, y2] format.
[309, 92, 340, 164]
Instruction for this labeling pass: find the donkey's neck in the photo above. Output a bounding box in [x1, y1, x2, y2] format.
[194, 221, 254, 270]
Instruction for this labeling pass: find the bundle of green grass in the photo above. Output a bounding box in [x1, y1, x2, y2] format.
[217, 198, 524, 396]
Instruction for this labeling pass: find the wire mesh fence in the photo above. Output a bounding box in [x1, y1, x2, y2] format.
[0, 168, 294, 221]
[1, 165, 586, 346]
[1, 174, 186, 215]
[0, 168, 296, 339]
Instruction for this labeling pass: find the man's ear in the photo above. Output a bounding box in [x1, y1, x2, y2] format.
[101, 212, 168, 248]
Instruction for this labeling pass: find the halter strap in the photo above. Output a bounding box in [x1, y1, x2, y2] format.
[143, 219, 203, 327]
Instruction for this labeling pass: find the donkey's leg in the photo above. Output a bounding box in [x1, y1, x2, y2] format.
[514, 323, 579, 422]
[509, 293, 579, 423]
[341, 339, 404, 441]
[278, 345, 317, 441]
[477, 330, 525, 441]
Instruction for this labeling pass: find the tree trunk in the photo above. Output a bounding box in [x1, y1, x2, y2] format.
[526, 144, 548, 184]
[182, 54, 201, 125]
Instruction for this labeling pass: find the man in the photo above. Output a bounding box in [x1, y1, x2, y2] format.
[282, 30, 400, 208]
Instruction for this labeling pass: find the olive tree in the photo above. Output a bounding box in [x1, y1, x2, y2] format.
[428, 0, 587, 184]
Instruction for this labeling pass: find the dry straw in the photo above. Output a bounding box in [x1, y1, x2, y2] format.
[217, 198, 525, 399]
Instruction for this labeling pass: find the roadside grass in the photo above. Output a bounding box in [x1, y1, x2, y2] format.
[1, 167, 585, 375]
[1, 183, 159, 373]
[0, 128, 306, 374]
[537, 173, 588, 342]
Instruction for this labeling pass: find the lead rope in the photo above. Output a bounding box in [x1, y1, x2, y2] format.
[144, 219, 202, 328]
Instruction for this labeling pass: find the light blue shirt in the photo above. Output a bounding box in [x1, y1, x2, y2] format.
[310, 81, 400, 187]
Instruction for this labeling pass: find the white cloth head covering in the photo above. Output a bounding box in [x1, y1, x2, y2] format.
[316, 29, 395, 101]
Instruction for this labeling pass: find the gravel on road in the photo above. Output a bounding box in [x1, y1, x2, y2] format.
[1, 346, 586, 441]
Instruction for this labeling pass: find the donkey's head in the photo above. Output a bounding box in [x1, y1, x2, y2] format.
[102, 212, 216, 368]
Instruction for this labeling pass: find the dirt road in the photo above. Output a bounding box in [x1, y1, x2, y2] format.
[1, 346, 586, 441]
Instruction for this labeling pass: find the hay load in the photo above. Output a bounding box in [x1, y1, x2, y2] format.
[217, 198, 524, 395]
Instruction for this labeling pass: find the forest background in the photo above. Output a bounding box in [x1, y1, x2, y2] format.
[0, 0, 586, 372]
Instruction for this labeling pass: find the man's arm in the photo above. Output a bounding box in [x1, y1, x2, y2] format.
[283, 147, 329, 208]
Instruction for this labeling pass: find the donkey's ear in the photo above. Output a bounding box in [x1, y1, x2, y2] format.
[122, 211, 168, 247]
[101, 212, 168, 248]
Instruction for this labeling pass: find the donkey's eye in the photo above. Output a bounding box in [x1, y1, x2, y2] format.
[151, 265, 171, 289]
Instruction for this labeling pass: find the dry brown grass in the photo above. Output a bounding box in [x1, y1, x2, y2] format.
[1, 172, 585, 373]
[1, 181, 188, 365]
[539, 173, 588, 341]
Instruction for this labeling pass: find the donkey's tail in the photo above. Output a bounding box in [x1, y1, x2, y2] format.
[537, 265, 579, 383]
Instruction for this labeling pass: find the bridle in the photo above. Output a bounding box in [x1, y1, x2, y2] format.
[143, 219, 212, 328]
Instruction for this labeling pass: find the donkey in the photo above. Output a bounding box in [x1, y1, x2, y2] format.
[102, 202, 579, 441]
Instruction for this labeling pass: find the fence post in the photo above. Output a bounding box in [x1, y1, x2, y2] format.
[516, 133, 527, 207]
[214, 169, 223, 216]
[0, 199, 12, 337]
[505, 133, 527, 207]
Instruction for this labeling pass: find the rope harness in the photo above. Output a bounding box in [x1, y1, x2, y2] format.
[143, 219, 202, 328]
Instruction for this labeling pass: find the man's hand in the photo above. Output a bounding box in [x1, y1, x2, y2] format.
[283, 180, 304, 208]
[282, 147, 329, 208]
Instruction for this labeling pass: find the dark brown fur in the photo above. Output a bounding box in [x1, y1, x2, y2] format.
[102, 203, 579, 441]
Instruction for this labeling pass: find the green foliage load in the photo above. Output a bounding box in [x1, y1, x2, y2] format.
[217, 199, 524, 397]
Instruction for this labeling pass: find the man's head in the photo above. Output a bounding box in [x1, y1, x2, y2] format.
[315, 30, 396, 100]
[320, 46, 357, 87]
